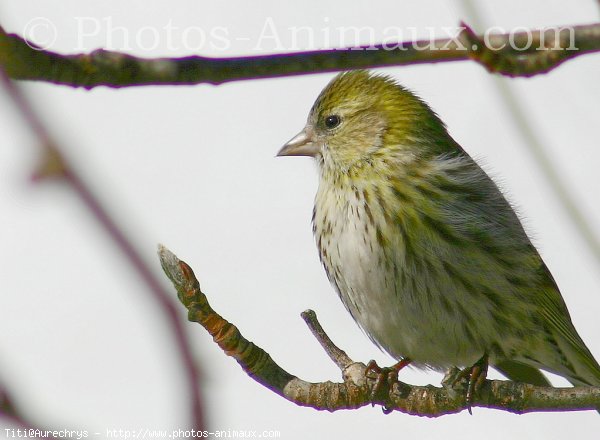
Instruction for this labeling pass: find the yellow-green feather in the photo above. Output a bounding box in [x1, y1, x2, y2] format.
[305, 70, 600, 388]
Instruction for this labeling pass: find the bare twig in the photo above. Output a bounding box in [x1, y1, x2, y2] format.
[460, 1, 600, 269]
[459, 23, 587, 76]
[0, 68, 205, 430]
[0, 382, 57, 438]
[1, 23, 599, 89]
[158, 245, 600, 416]
[301, 310, 353, 370]
[0, 385, 20, 423]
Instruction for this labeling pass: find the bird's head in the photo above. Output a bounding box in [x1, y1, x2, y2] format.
[277, 70, 451, 172]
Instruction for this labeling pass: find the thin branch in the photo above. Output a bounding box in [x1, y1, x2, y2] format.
[0, 67, 205, 429]
[158, 245, 600, 416]
[461, 2, 600, 269]
[301, 310, 353, 370]
[1, 22, 599, 88]
[0, 381, 57, 438]
[0, 384, 23, 425]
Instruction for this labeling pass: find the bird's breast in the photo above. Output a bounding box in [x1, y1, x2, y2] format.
[312, 177, 512, 367]
[313, 180, 413, 353]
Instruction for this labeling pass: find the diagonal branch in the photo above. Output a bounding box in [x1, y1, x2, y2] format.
[0, 64, 205, 430]
[1, 22, 599, 89]
[0, 380, 59, 438]
[158, 245, 600, 416]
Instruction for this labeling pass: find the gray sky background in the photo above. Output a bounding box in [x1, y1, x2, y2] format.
[1, 1, 599, 439]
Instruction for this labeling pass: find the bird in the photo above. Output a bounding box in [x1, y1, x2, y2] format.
[277, 70, 600, 408]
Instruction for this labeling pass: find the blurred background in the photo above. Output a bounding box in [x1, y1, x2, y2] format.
[1, 0, 599, 438]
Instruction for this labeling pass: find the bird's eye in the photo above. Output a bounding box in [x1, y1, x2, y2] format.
[324, 115, 341, 129]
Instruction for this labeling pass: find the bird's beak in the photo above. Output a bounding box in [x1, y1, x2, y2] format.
[277, 127, 319, 157]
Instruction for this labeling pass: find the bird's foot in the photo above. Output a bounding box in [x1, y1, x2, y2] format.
[365, 358, 411, 411]
[448, 354, 488, 415]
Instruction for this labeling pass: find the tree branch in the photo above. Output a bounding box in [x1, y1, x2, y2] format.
[1, 22, 599, 89]
[158, 245, 600, 416]
[0, 65, 205, 430]
[0, 381, 59, 438]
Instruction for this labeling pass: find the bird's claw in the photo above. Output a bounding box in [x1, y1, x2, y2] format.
[365, 358, 411, 411]
[450, 355, 488, 414]
[365, 360, 396, 402]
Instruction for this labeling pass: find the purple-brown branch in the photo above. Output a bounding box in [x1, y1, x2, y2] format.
[0, 67, 205, 430]
[1, 22, 599, 88]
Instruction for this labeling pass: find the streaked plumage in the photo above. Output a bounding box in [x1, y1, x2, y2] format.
[278, 70, 600, 390]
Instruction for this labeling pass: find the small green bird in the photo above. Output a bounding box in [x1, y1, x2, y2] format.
[277, 70, 600, 403]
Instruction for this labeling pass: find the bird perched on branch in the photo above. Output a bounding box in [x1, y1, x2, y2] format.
[277, 70, 600, 409]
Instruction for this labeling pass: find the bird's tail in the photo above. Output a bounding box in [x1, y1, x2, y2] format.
[558, 332, 600, 414]
[544, 328, 600, 413]
[496, 356, 600, 413]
